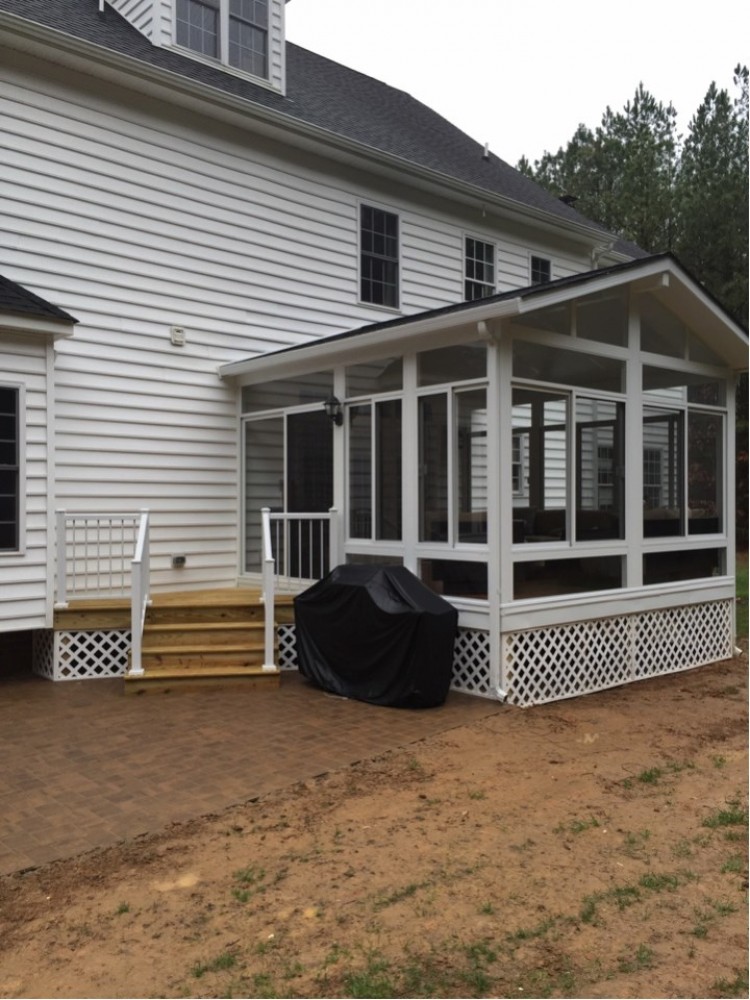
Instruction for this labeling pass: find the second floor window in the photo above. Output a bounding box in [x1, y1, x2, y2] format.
[530, 255, 552, 284]
[465, 237, 495, 300]
[176, 0, 268, 78]
[360, 205, 399, 308]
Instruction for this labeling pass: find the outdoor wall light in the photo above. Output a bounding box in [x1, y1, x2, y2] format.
[323, 394, 344, 426]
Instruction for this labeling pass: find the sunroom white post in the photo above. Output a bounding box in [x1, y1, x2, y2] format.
[332, 367, 346, 570]
[625, 294, 644, 589]
[402, 353, 419, 575]
[487, 324, 512, 698]
[726, 375, 737, 645]
[493, 323, 514, 698]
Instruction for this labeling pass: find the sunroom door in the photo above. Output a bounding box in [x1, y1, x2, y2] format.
[243, 410, 332, 576]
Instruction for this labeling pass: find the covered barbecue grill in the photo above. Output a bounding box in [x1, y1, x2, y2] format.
[294, 565, 458, 707]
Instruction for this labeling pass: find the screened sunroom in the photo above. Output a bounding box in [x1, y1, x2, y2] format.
[221, 255, 747, 706]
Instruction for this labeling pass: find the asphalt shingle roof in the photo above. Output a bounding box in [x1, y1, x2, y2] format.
[0, 0, 645, 256]
[0, 272, 78, 323]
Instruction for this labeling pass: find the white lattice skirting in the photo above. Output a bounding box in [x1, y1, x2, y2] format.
[503, 599, 734, 707]
[269, 600, 734, 707]
[33, 628, 131, 681]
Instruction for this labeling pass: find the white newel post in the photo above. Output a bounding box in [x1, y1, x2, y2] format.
[261, 508, 276, 671]
[328, 506, 340, 572]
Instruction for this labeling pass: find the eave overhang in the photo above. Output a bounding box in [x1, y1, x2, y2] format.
[219, 255, 748, 384]
[0, 9, 626, 256]
[0, 313, 76, 340]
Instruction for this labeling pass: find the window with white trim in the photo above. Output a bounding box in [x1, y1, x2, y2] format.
[360, 205, 399, 308]
[0, 386, 20, 552]
[530, 255, 551, 285]
[464, 237, 495, 300]
[176, 0, 269, 78]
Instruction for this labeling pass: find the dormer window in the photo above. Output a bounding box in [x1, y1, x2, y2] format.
[176, 0, 268, 79]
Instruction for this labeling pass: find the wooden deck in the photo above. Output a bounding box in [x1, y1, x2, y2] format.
[54, 588, 296, 692]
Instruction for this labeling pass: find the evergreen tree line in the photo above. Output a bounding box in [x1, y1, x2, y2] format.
[518, 67, 748, 546]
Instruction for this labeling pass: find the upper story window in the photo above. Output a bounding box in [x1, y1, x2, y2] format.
[465, 237, 495, 300]
[176, 0, 269, 78]
[530, 255, 551, 285]
[360, 205, 399, 309]
[0, 386, 19, 552]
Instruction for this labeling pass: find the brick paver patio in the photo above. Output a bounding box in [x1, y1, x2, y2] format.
[0, 672, 503, 875]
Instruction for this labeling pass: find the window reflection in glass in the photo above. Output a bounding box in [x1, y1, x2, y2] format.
[512, 388, 568, 543]
[687, 411, 723, 535]
[575, 398, 624, 540]
[642, 407, 683, 536]
[456, 389, 487, 543]
[419, 394, 448, 541]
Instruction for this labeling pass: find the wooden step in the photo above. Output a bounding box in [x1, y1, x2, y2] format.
[142, 621, 264, 647]
[140, 645, 268, 670]
[124, 668, 280, 695]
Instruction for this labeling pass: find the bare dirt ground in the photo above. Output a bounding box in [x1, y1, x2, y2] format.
[0, 652, 747, 1000]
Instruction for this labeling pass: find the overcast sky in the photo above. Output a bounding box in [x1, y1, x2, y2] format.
[285, 0, 747, 166]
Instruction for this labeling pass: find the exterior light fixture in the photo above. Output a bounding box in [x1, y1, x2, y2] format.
[323, 395, 343, 426]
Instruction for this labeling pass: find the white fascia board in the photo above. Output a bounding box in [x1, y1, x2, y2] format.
[0, 314, 76, 340]
[220, 298, 524, 383]
[0, 12, 614, 249]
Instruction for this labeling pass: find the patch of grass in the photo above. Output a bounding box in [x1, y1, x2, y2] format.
[623, 829, 652, 856]
[639, 872, 680, 892]
[721, 855, 744, 874]
[736, 551, 748, 639]
[478, 901, 495, 915]
[343, 953, 397, 999]
[191, 951, 237, 979]
[557, 816, 601, 834]
[671, 838, 693, 859]
[374, 882, 422, 909]
[468, 789, 486, 800]
[618, 943, 654, 973]
[233, 863, 266, 885]
[507, 916, 557, 942]
[115, 902, 130, 915]
[638, 767, 663, 784]
[712, 968, 749, 997]
[702, 800, 748, 829]
[713, 755, 728, 769]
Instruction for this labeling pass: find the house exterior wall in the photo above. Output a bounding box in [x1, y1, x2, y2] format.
[0, 335, 51, 631]
[0, 49, 596, 599]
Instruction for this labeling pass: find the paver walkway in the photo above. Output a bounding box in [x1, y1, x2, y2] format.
[0, 672, 503, 875]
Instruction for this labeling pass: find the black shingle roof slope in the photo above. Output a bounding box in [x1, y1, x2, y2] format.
[0, 273, 78, 323]
[0, 0, 645, 258]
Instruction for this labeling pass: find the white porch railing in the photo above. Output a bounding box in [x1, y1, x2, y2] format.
[260, 507, 339, 671]
[55, 508, 151, 675]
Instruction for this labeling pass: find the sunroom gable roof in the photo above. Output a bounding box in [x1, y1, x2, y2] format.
[220, 254, 748, 382]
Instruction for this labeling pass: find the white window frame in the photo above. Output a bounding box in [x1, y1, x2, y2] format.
[174, 0, 269, 80]
[464, 235, 496, 301]
[359, 203, 401, 311]
[530, 254, 552, 285]
[0, 382, 25, 557]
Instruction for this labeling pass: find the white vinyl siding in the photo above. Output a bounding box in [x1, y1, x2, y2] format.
[0, 53, 596, 598]
[0, 339, 49, 630]
[108, 0, 155, 40]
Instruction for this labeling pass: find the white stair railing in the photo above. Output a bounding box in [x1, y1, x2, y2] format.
[128, 510, 151, 677]
[55, 508, 151, 676]
[260, 507, 338, 671]
[55, 509, 147, 606]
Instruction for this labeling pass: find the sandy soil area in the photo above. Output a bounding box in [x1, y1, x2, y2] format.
[0, 651, 747, 999]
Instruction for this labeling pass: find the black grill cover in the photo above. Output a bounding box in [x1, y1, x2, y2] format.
[294, 565, 458, 708]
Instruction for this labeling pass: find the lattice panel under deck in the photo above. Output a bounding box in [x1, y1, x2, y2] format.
[634, 602, 733, 679]
[451, 628, 493, 697]
[504, 600, 733, 708]
[32, 629, 55, 680]
[277, 624, 298, 670]
[53, 629, 131, 681]
[275, 624, 494, 695]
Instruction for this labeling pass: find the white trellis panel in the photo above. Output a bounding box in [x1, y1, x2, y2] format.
[450, 628, 493, 698]
[46, 630, 131, 680]
[504, 599, 733, 707]
[277, 624, 298, 670]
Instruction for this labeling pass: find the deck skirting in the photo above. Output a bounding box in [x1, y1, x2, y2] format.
[32, 598, 734, 703]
